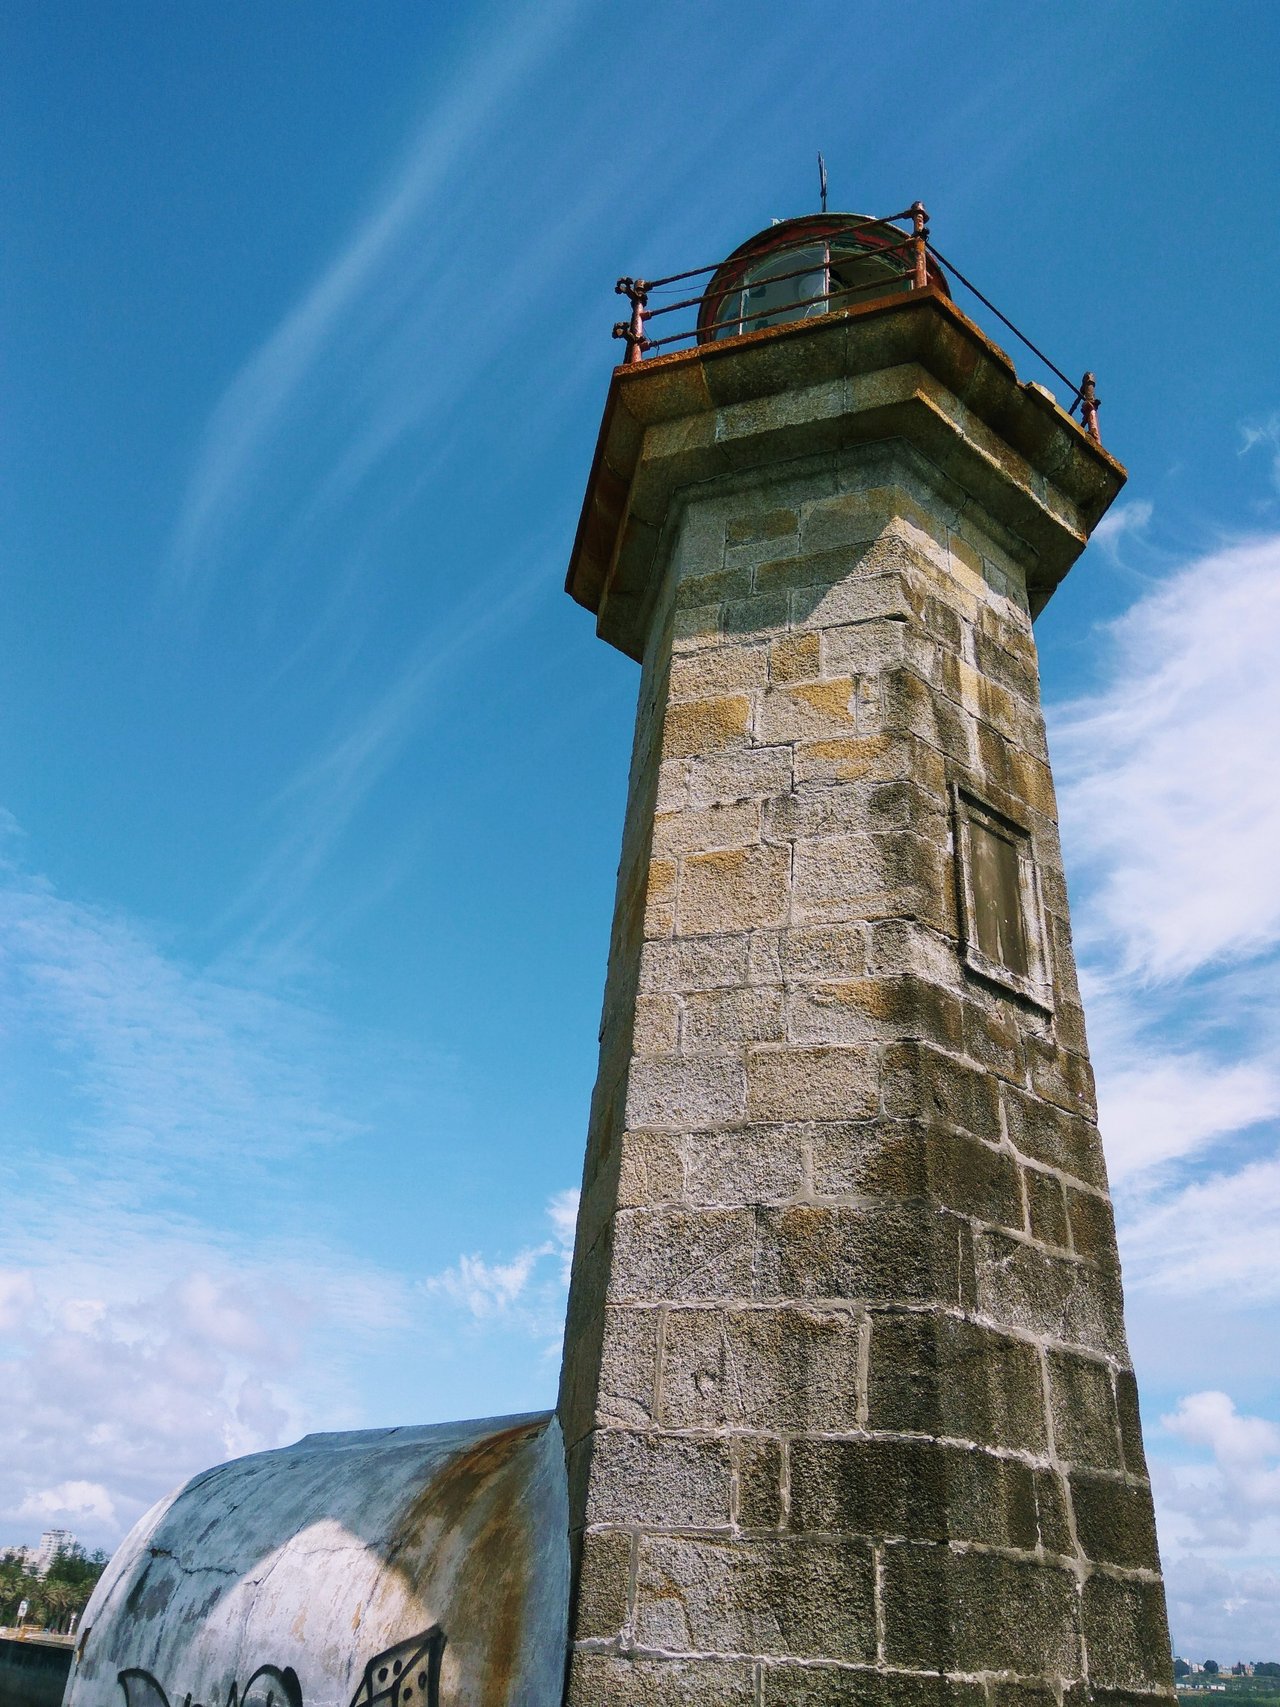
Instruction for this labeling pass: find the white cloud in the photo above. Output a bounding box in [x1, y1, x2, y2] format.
[1055, 533, 1280, 983]
[425, 1190, 579, 1328]
[1096, 1047, 1280, 1183]
[20, 1481, 117, 1526]
[1090, 497, 1154, 560]
[1240, 413, 1280, 493]
[1118, 1155, 1280, 1301]
[1163, 1556, 1280, 1663]
[1154, 1392, 1280, 1556]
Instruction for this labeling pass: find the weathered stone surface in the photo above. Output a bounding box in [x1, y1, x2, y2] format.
[634, 1535, 875, 1660]
[1069, 1470, 1162, 1569]
[659, 1304, 863, 1430]
[567, 1655, 757, 1707]
[559, 300, 1168, 1704]
[881, 1545, 1081, 1675]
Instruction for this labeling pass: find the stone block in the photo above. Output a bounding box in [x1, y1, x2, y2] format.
[610, 1207, 755, 1301]
[754, 1203, 966, 1306]
[682, 985, 785, 1051]
[757, 676, 858, 743]
[798, 570, 918, 631]
[758, 539, 876, 595]
[726, 505, 799, 548]
[770, 629, 822, 682]
[659, 1303, 863, 1430]
[1116, 1369, 1153, 1478]
[863, 919, 957, 984]
[1001, 1083, 1109, 1190]
[632, 992, 680, 1056]
[800, 489, 893, 553]
[653, 800, 761, 858]
[626, 1055, 746, 1130]
[735, 1435, 785, 1529]
[793, 734, 901, 787]
[663, 694, 752, 758]
[674, 561, 754, 609]
[1065, 1184, 1120, 1266]
[585, 1427, 732, 1527]
[672, 600, 730, 652]
[864, 1310, 1047, 1452]
[792, 830, 949, 929]
[1026, 1035, 1098, 1122]
[723, 589, 790, 640]
[780, 922, 867, 983]
[882, 1042, 1003, 1143]
[634, 1534, 876, 1660]
[645, 858, 677, 936]
[567, 1654, 757, 1707]
[616, 1129, 684, 1206]
[787, 976, 964, 1050]
[572, 1529, 632, 1640]
[813, 1121, 1022, 1230]
[681, 1123, 806, 1206]
[759, 1670, 989, 1707]
[1034, 1466, 1075, 1556]
[974, 1230, 1128, 1358]
[1069, 1471, 1161, 1570]
[592, 1305, 662, 1427]
[789, 1436, 1038, 1548]
[821, 616, 913, 680]
[641, 933, 751, 993]
[688, 745, 794, 807]
[678, 843, 791, 935]
[1080, 1574, 1174, 1691]
[746, 1044, 878, 1122]
[1047, 1348, 1124, 1471]
[1026, 1166, 1070, 1248]
[669, 643, 770, 701]
[881, 1544, 1080, 1675]
[959, 995, 1025, 1085]
[748, 930, 785, 984]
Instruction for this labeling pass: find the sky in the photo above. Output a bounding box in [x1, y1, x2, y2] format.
[2, 0, 1279, 1665]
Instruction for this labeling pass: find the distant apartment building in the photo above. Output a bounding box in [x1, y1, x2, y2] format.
[22, 1531, 77, 1577]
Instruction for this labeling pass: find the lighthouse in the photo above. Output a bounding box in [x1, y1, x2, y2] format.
[557, 208, 1175, 1704]
[63, 203, 1176, 1707]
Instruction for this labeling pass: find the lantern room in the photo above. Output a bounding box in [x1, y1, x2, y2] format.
[696, 210, 950, 342]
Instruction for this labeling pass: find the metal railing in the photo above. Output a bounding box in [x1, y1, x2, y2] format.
[611, 202, 1103, 444]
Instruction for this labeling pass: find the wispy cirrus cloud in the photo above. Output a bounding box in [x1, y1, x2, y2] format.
[1055, 531, 1280, 984]
[426, 1188, 578, 1343]
[1052, 529, 1280, 1226]
[1240, 412, 1280, 492]
[1052, 516, 1280, 1654]
[168, 0, 585, 610]
[1090, 497, 1154, 562]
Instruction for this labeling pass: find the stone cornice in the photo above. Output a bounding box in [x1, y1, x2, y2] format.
[565, 288, 1126, 660]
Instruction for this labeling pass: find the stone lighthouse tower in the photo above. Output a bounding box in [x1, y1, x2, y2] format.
[557, 210, 1174, 1704]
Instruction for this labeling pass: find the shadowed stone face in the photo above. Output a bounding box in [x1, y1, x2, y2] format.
[558, 298, 1174, 1704]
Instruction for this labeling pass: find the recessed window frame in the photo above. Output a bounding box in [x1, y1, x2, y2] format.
[952, 783, 1054, 1013]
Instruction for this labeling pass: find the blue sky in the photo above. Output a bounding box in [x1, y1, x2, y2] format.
[2, 0, 1279, 1663]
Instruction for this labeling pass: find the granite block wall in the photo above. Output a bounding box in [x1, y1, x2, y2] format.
[558, 438, 1173, 1705]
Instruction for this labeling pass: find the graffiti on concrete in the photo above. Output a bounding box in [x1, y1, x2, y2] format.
[116, 1628, 445, 1707]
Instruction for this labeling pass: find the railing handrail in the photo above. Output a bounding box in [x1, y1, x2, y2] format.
[610, 201, 1103, 444]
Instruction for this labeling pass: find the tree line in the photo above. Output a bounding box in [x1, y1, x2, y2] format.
[0, 1546, 108, 1634]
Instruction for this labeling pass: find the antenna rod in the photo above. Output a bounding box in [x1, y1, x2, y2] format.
[818, 151, 828, 213]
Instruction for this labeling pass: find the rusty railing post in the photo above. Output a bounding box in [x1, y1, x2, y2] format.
[1079, 372, 1101, 443]
[910, 201, 930, 291]
[613, 277, 650, 365]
